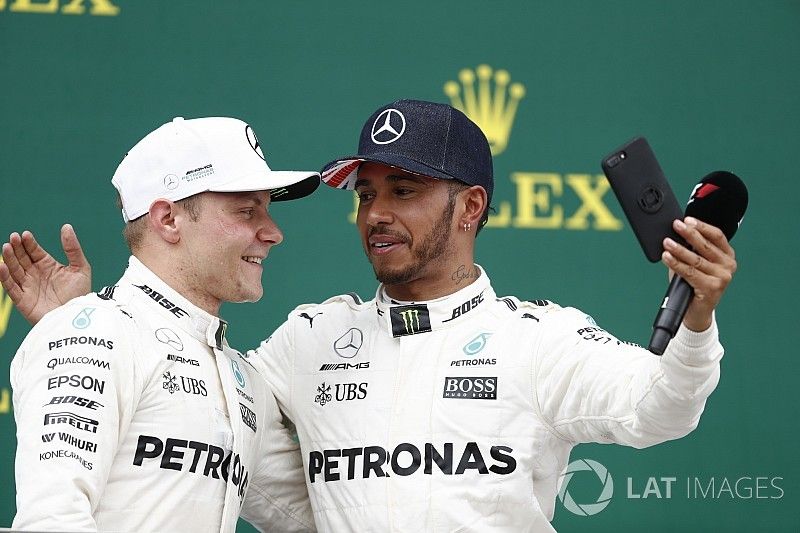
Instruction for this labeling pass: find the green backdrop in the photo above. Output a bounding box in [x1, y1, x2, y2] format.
[1, 1, 798, 531]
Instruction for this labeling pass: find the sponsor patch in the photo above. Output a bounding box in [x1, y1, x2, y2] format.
[442, 377, 497, 400]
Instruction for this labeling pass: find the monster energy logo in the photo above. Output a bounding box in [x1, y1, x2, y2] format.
[390, 305, 432, 337]
[401, 309, 420, 333]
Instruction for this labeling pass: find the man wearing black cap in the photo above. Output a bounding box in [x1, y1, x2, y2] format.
[2, 101, 737, 531]
[255, 99, 736, 530]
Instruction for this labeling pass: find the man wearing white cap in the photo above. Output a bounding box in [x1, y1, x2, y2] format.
[3, 102, 737, 532]
[5, 117, 318, 532]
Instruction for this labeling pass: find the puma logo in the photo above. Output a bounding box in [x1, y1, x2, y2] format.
[299, 312, 322, 328]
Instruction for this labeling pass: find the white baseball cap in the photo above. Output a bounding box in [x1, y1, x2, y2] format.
[112, 116, 320, 222]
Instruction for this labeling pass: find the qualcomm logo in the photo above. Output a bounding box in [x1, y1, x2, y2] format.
[558, 458, 614, 516]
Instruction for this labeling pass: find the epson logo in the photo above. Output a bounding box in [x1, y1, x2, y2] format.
[43, 412, 99, 433]
[443, 377, 497, 400]
[319, 362, 370, 372]
[308, 441, 516, 483]
[133, 434, 249, 502]
[47, 375, 105, 394]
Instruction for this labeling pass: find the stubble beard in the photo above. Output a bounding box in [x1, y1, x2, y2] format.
[370, 200, 456, 286]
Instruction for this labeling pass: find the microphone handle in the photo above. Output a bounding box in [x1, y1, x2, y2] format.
[648, 275, 694, 355]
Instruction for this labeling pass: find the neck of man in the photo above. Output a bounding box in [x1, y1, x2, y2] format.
[382, 258, 481, 302]
[135, 251, 222, 317]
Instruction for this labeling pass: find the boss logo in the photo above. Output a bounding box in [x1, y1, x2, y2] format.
[443, 377, 497, 400]
[239, 403, 257, 433]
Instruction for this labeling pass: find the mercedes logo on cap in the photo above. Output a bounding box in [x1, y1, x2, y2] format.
[155, 328, 184, 351]
[245, 125, 266, 161]
[371, 108, 406, 145]
[163, 174, 179, 190]
[333, 328, 364, 359]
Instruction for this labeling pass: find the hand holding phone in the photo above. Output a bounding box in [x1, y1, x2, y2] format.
[601, 137, 683, 262]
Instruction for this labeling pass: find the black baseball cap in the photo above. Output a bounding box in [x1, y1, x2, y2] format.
[320, 99, 493, 206]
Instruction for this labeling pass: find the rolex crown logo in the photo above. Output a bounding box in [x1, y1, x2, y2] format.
[444, 64, 525, 156]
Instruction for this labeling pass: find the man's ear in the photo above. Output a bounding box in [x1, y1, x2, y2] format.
[147, 199, 180, 244]
[460, 185, 488, 228]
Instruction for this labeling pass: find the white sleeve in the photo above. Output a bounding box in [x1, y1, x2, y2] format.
[240, 391, 315, 532]
[246, 316, 296, 421]
[533, 307, 723, 448]
[11, 301, 141, 531]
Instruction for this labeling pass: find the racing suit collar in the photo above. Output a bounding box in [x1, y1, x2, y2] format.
[375, 265, 495, 337]
[121, 256, 228, 349]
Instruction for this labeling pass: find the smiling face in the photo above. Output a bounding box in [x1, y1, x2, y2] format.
[177, 190, 283, 313]
[355, 162, 466, 298]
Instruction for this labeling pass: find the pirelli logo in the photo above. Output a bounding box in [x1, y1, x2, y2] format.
[43, 411, 99, 433]
[390, 305, 432, 337]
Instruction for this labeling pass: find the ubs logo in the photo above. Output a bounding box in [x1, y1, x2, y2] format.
[315, 382, 368, 406]
[162, 372, 206, 396]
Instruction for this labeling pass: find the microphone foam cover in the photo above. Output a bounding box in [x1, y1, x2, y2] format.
[684, 171, 748, 240]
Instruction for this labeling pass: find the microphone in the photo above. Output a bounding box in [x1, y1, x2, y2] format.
[648, 171, 748, 354]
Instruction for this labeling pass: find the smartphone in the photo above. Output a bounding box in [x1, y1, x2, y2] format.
[601, 137, 684, 262]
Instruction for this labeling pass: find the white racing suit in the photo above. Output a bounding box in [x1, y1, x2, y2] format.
[11, 256, 313, 532]
[252, 267, 723, 532]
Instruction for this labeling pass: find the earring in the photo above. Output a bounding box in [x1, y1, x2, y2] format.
[463, 222, 471, 232]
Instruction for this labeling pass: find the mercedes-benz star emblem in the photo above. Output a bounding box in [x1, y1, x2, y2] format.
[163, 174, 179, 190]
[245, 124, 266, 161]
[333, 328, 364, 359]
[371, 109, 406, 145]
[155, 328, 184, 351]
